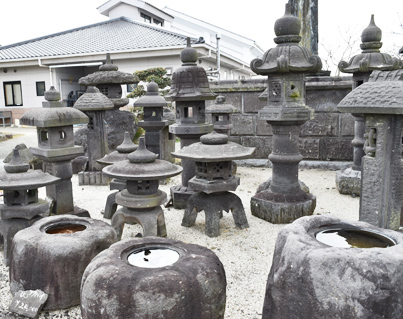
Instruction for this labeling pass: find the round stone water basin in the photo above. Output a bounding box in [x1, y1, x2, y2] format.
[127, 247, 180, 268]
[315, 227, 396, 248]
[45, 223, 87, 234]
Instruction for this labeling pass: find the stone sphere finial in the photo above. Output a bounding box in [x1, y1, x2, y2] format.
[274, 4, 301, 44]
[180, 37, 198, 65]
[361, 15, 382, 52]
[127, 137, 158, 163]
[200, 131, 229, 145]
[216, 95, 226, 104]
[146, 80, 159, 95]
[44, 86, 61, 101]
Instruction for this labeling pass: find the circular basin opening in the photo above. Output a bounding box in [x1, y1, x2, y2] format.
[316, 228, 396, 248]
[127, 247, 179, 268]
[46, 223, 87, 234]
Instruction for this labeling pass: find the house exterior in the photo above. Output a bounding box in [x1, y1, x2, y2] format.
[0, 0, 264, 122]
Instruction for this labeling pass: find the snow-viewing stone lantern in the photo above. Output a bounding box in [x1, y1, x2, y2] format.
[249, 4, 322, 224]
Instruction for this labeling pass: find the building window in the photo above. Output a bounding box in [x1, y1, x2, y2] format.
[4, 81, 23, 106]
[153, 18, 162, 26]
[36, 81, 46, 96]
[141, 13, 151, 23]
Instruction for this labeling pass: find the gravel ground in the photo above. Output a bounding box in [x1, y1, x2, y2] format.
[0, 127, 360, 319]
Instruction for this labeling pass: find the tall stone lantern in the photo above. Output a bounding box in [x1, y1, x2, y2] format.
[20, 87, 89, 216]
[249, 4, 322, 224]
[166, 38, 215, 209]
[206, 95, 239, 136]
[336, 15, 401, 197]
[134, 81, 168, 156]
[338, 69, 403, 230]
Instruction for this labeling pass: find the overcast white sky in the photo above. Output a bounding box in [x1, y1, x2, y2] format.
[0, 0, 402, 74]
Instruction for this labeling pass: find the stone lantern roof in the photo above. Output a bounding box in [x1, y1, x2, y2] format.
[205, 95, 239, 114]
[172, 131, 255, 161]
[103, 137, 182, 180]
[165, 38, 216, 101]
[338, 69, 403, 114]
[0, 149, 59, 190]
[133, 81, 167, 108]
[339, 15, 401, 74]
[250, 4, 322, 75]
[97, 131, 138, 165]
[78, 53, 139, 86]
[20, 87, 88, 127]
[74, 86, 114, 111]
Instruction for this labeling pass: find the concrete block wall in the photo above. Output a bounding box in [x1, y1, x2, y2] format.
[207, 76, 354, 161]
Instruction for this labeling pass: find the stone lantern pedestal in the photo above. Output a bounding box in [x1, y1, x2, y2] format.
[249, 4, 322, 224]
[336, 15, 401, 197]
[20, 87, 89, 216]
[338, 69, 403, 230]
[103, 137, 182, 239]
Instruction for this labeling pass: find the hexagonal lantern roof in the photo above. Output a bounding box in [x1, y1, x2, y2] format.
[102, 137, 182, 180]
[338, 15, 401, 74]
[78, 53, 139, 85]
[20, 86, 88, 127]
[0, 149, 60, 190]
[74, 86, 114, 111]
[250, 4, 322, 75]
[133, 81, 167, 108]
[172, 131, 255, 162]
[338, 69, 403, 114]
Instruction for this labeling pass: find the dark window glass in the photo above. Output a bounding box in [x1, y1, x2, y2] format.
[36, 81, 46, 96]
[140, 13, 151, 23]
[4, 81, 23, 106]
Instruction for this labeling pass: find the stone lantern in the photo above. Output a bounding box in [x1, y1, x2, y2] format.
[134, 81, 168, 156]
[74, 86, 114, 185]
[206, 95, 239, 136]
[103, 137, 182, 239]
[249, 4, 322, 224]
[20, 87, 89, 216]
[336, 15, 401, 197]
[166, 38, 215, 209]
[338, 69, 403, 230]
[77, 53, 139, 151]
[172, 131, 255, 237]
[0, 148, 59, 265]
[97, 131, 138, 219]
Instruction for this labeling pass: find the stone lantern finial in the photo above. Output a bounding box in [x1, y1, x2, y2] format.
[361, 15, 382, 51]
[274, 4, 301, 44]
[4, 148, 30, 173]
[127, 137, 158, 163]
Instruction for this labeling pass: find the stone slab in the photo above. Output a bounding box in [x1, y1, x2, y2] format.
[231, 114, 256, 136]
[9, 290, 48, 318]
[319, 137, 353, 161]
[301, 113, 339, 137]
[240, 136, 272, 159]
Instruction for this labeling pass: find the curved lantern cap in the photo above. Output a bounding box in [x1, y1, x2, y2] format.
[165, 38, 216, 101]
[205, 95, 239, 114]
[172, 131, 255, 162]
[74, 86, 114, 111]
[0, 149, 60, 190]
[78, 53, 140, 86]
[250, 4, 322, 75]
[339, 15, 401, 73]
[133, 81, 167, 108]
[20, 86, 89, 127]
[338, 70, 403, 114]
[103, 137, 182, 180]
[97, 132, 138, 166]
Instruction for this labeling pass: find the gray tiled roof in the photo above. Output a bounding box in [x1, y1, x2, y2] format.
[0, 17, 190, 60]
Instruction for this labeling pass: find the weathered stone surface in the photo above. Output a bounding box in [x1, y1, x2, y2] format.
[230, 114, 255, 136]
[9, 290, 48, 318]
[340, 113, 355, 136]
[256, 120, 273, 136]
[335, 167, 361, 196]
[320, 137, 353, 160]
[241, 136, 272, 159]
[10, 215, 117, 310]
[81, 237, 226, 319]
[262, 215, 403, 319]
[301, 113, 339, 136]
[306, 81, 352, 112]
[105, 109, 136, 151]
[299, 138, 320, 159]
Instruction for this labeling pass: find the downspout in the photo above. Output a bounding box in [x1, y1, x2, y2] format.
[206, 34, 221, 81]
[38, 58, 53, 87]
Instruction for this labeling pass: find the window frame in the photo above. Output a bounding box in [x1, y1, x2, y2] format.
[36, 81, 46, 96]
[140, 12, 151, 23]
[3, 81, 23, 106]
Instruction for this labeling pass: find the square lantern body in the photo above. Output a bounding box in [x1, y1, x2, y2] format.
[175, 101, 206, 125]
[97, 84, 122, 99]
[37, 126, 74, 149]
[352, 72, 372, 90]
[212, 113, 231, 128]
[4, 189, 38, 206]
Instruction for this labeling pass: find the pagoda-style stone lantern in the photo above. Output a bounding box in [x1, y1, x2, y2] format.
[20, 87, 89, 216]
[97, 132, 138, 219]
[206, 95, 239, 136]
[249, 4, 322, 224]
[172, 131, 255, 237]
[77, 53, 139, 151]
[338, 69, 403, 230]
[166, 38, 215, 209]
[0, 149, 59, 265]
[103, 137, 182, 239]
[74, 86, 114, 185]
[134, 81, 168, 156]
[336, 15, 401, 197]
